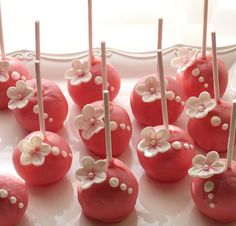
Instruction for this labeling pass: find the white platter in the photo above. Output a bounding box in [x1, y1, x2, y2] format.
[1, 45, 236, 226]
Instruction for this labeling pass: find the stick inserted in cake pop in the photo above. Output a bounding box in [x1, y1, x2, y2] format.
[157, 18, 163, 49]
[101, 41, 107, 91]
[35, 21, 40, 61]
[202, 0, 208, 59]
[157, 50, 169, 131]
[0, 2, 6, 59]
[88, 0, 94, 64]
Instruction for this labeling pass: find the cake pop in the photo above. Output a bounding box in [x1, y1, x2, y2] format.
[188, 100, 236, 223]
[171, 0, 228, 100]
[7, 21, 68, 132]
[0, 173, 28, 226]
[76, 90, 138, 223]
[65, 0, 120, 108]
[186, 32, 234, 153]
[137, 49, 195, 182]
[74, 42, 132, 157]
[0, 4, 31, 110]
[130, 18, 184, 126]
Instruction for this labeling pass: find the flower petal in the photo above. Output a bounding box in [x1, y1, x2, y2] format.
[206, 151, 220, 165]
[199, 91, 212, 104]
[179, 47, 190, 57]
[94, 160, 107, 172]
[20, 153, 32, 165]
[95, 107, 104, 120]
[0, 60, 10, 71]
[8, 99, 22, 110]
[157, 142, 171, 153]
[135, 84, 148, 96]
[6, 87, 18, 99]
[211, 162, 225, 174]
[70, 76, 82, 86]
[142, 92, 160, 103]
[145, 76, 158, 89]
[15, 80, 26, 93]
[94, 172, 107, 183]
[65, 69, 76, 80]
[74, 115, 90, 130]
[170, 57, 183, 68]
[81, 105, 96, 121]
[137, 140, 151, 152]
[0, 71, 9, 82]
[75, 168, 89, 179]
[72, 59, 82, 70]
[187, 96, 200, 110]
[155, 128, 170, 142]
[31, 152, 45, 166]
[80, 178, 94, 189]
[192, 154, 206, 167]
[19, 140, 32, 153]
[81, 156, 95, 170]
[80, 72, 92, 83]
[82, 61, 90, 73]
[30, 135, 42, 149]
[141, 127, 156, 140]
[39, 143, 51, 156]
[144, 148, 158, 158]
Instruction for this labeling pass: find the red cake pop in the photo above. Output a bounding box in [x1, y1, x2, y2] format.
[7, 21, 68, 132]
[65, 0, 120, 108]
[188, 101, 236, 223]
[171, 0, 228, 100]
[130, 19, 184, 126]
[0, 173, 28, 226]
[76, 90, 138, 223]
[74, 42, 132, 157]
[186, 32, 234, 153]
[137, 50, 195, 182]
[0, 4, 31, 110]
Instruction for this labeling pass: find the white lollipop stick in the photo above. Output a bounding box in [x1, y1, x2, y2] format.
[202, 0, 208, 59]
[35, 21, 40, 61]
[0, 2, 6, 59]
[103, 90, 112, 164]
[211, 32, 220, 103]
[88, 0, 94, 63]
[226, 101, 236, 169]
[101, 41, 107, 91]
[157, 50, 169, 131]
[158, 18, 163, 49]
[35, 60, 46, 139]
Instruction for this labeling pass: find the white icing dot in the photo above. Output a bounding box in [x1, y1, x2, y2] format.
[109, 177, 119, 188]
[44, 113, 48, 119]
[222, 123, 229, 131]
[189, 144, 194, 149]
[192, 68, 200, 77]
[49, 118, 54, 123]
[171, 141, 182, 150]
[210, 116, 221, 127]
[128, 188, 133, 194]
[11, 71, 21, 80]
[204, 181, 214, 193]
[52, 146, 60, 156]
[21, 76, 26, 81]
[204, 83, 209, 88]
[110, 121, 118, 131]
[110, 86, 115, 92]
[166, 91, 175, 101]
[0, 189, 8, 198]
[120, 183, 127, 191]
[33, 105, 39, 114]
[127, 126, 131, 131]
[94, 76, 103, 85]
[175, 96, 181, 103]
[183, 143, 190, 149]
[120, 123, 126, 130]
[208, 193, 214, 199]
[199, 76, 205, 82]
[69, 153, 72, 158]
[10, 196, 17, 204]
[18, 202, 24, 209]
[210, 203, 216, 208]
[61, 151, 68, 158]
[181, 101, 185, 106]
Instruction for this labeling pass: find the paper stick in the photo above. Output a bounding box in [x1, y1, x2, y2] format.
[103, 90, 112, 163]
[88, 0, 94, 63]
[226, 101, 236, 169]
[202, 0, 208, 59]
[158, 18, 163, 49]
[211, 32, 220, 103]
[35, 21, 40, 61]
[157, 50, 169, 131]
[0, 2, 6, 59]
[35, 60, 46, 139]
[101, 41, 107, 91]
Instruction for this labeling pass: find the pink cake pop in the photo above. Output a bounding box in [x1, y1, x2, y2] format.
[130, 18, 184, 126]
[74, 42, 132, 157]
[188, 101, 236, 223]
[65, 0, 120, 109]
[7, 21, 68, 132]
[137, 50, 195, 182]
[0, 4, 31, 110]
[76, 90, 138, 223]
[186, 32, 234, 153]
[171, 0, 228, 100]
[0, 173, 28, 226]
[12, 60, 72, 186]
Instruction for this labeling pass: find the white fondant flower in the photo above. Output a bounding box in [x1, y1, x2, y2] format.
[171, 47, 198, 72]
[65, 59, 92, 85]
[137, 127, 171, 157]
[75, 156, 107, 189]
[74, 104, 105, 140]
[19, 135, 51, 166]
[135, 76, 167, 103]
[186, 91, 216, 119]
[0, 60, 10, 82]
[7, 80, 34, 110]
[188, 151, 225, 178]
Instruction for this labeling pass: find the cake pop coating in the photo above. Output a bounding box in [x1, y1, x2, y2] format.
[13, 131, 72, 186]
[74, 100, 132, 157]
[0, 173, 28, 226]
[76, 157, 138, 223]
[0, 57, 31, 110]
[66, 57, 120, 108]
[137, 125, 195, 182]
[9, 79, 68, 132]
[130, 75, 184, 126]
